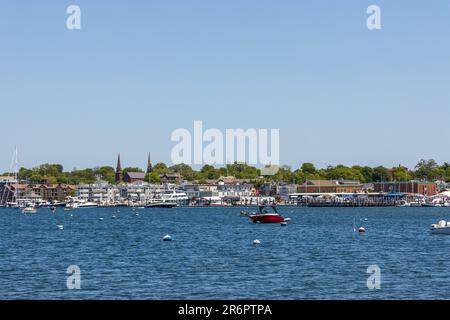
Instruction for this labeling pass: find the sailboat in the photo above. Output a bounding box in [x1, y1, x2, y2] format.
[1, 147, 20, 208]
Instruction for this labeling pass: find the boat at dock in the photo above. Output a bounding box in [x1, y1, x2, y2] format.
[145, 202, 177, 208]
[65, 198, 99, 209]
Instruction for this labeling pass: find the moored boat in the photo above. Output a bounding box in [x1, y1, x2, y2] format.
[145, 202, 177, 208]
[22, 204, 37, 214]
[243, 206, 290, 224]
[430, 220, 450, 235]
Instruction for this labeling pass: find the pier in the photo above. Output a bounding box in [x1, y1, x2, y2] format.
[300, 199, 399, 207]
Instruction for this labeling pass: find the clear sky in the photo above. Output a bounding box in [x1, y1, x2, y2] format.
[1, 1, 450, 171]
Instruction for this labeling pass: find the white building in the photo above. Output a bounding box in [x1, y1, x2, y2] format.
[216, 181, 255, 198]
[76, 181, 120, 204]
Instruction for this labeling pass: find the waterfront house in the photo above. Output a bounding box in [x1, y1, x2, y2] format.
[77, 181, 120, 204]
[258, 182, 278, 197]
[160, 173, 182, 184]
[32, 184, 76, 201]
[276, 183, 299, 197]
[3, 183, 75, 202]
[216, 181, 255, 200]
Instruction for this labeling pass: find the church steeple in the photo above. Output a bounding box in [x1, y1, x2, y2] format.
[146, 153, 153, 174]
[115, 153, 123, 182]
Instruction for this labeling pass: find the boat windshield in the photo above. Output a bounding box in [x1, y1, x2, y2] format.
[259, 206, 278, 214]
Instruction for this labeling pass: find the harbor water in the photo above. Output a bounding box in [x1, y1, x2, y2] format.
[0, 206, 449, 299]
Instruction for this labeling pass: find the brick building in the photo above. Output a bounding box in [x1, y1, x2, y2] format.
[373, 181, 437, 196]
[297, 180, 363, 194]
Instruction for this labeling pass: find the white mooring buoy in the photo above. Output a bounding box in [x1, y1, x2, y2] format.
[253, 239, 261, 245]
[163, 235, 173, 241]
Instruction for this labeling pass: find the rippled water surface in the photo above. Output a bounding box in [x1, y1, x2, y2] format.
[0, 206, 449, 299]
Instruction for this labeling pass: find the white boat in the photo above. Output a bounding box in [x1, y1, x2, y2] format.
[422, 203, 442, 207]
[146, 189, 188, 207]
[430, 220, 450, 235]
[397, 200, 411, 207]
[160, 190, 188, 205]
[65, 199, 99, 209]
[145, 201, 177, 208]
[22, 205, 37, 214]
[76, 201, 99, 208]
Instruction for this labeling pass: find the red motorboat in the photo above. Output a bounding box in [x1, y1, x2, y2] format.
[243, 206, 291, 224]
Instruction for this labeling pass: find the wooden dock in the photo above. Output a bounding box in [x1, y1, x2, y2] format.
[302, 200, 399, 207]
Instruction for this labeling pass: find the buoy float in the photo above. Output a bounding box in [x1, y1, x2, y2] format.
[112, 215, 116, 219]
[163, 235, 173, 241]
[358, 227, 366, 233]
[99, 218, 104, 221]
[281, 222, 288, 226]
[57, 225, 64, 230]
[253, 239, 261, 245]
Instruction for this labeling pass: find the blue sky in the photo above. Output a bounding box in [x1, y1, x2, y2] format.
[1, 1, 450, 171]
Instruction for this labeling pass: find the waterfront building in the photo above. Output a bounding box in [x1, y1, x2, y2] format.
[373, 181, 437, 196]
[2, 183, 75, 202]
[31, 184, 76, 201]
[276, 183, 299, 197]
[297, 180, 363, 194]
[160, 173, 182, 184]
[77, 181, 121, 204]
[180, 183, 219, 200]
[216, 181, 255, 200]
[258, 182, 278, 197]
[76, 181, 166, 204]
[119, 182, 156, 202]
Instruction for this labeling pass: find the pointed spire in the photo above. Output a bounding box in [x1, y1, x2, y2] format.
[116, 153, 122, 172]
[115, 153, 123, 183]
[146, 152, 153, 174]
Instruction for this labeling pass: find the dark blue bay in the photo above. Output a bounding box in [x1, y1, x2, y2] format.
[0, 206, 449, 299]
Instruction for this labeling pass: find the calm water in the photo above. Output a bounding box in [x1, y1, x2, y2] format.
[0, 206, 449, 300]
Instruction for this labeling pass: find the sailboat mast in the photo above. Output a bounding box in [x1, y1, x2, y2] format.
[14, 147, 18, 204]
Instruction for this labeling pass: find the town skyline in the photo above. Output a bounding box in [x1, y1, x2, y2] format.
[2, 154, 449, 186]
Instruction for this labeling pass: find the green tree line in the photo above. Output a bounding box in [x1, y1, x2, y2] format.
[3, 159, 450, 185]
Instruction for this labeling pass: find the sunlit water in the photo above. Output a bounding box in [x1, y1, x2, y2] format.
[0, 206, 449, 299]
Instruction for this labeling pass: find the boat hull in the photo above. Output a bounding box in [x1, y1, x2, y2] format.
[249, 214, 287, 224]
[430, 227, 450, 235]
[145, 203, 177, 208]
[22, 209, 37, 214]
